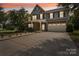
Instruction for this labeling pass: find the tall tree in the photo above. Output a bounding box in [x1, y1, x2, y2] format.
[16, 8, 29, 31]
[6, 8, 30, 31]
[58, 3, 79, 30]
[0, 7, 7, 29]
[5, 10, 18, 30]
[58, 3, 79, 9]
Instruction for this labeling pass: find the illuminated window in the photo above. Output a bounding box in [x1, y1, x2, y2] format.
[34, 15, 37, 20]
[50, 13, 53, 19]
[28, 24, 33, 28]
[40, 14, 43, 19]
[36, 7, 39, 11]
[32, 16, 34, 20]
[60, 11, 64, 18]
[32, 15, 37, 20]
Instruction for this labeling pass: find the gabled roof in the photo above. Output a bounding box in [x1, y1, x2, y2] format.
[46, 7, 69, 13]
[31, 4, 45, 15]
[31, 5, 69, 15]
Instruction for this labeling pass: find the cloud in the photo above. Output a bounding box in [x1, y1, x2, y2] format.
[0, 3, 58, 8]
[1, 3, 58, 13]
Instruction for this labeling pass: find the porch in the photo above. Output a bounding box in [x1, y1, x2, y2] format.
[27, 20, 48, 31]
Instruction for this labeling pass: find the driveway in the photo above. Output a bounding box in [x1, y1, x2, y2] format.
[0, 32, 78, 56]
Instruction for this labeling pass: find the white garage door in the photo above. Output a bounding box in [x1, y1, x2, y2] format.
[48, 23, 66, 32]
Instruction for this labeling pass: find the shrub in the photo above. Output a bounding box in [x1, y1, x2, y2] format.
[66, 23, 74, 32]
[5, 25, 15, 30]
[27, 27, 34, 32]
[68, 16, 79, 30]
[73, 18, 79, 30]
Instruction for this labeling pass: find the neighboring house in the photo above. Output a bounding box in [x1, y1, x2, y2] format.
[28, 4, 69, 31]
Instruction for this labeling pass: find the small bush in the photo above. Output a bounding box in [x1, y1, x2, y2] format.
[27, 27, 34, 32]
[69, 16, 79, 30]
[73, 19, 79, 30]
[4, 24, 15, 30]
[5, 26, 15, 30]
[66, 23, 74, 32]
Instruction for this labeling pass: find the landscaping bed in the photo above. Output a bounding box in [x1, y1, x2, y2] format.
[0, 30, 34, 41]
[0, 29, 33, 40]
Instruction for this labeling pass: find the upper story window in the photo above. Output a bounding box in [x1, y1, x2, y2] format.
[60, 11, 64, 18]
[37, 15, 40, 19]
[32, 16, 34, 20]
[54, 12, 59, 18]
[40, 14, 43, 19]
[46, 13, 50, 19]
[36, 7, 39, 11]
[32, 15, 37, 20]
[50, 13, 53, 19]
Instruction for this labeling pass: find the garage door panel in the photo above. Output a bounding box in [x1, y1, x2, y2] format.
[48, 23, 66, 32]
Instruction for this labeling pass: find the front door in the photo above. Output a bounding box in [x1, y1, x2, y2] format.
[33, 22, 40, 31]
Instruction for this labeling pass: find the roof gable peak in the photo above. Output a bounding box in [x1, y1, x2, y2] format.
[31, 4, 45, 15]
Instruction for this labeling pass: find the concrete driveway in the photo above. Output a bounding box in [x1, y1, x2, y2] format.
[0, 32, 78, 56]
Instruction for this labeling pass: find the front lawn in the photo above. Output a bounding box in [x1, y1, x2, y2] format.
[69, 30, 79, 48]
[0, 29, 17, 35]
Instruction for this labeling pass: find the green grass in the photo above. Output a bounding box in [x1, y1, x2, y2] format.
[69, 30, 79, 40]
[0, 29, 17, 35]
[0, 30, 16, 32]
[71, 30, 79, 36]
[69, 30, 79, 47]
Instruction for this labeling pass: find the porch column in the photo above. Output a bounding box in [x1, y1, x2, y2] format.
[39, 22, 42, 31]
[45, 22, 48, 31]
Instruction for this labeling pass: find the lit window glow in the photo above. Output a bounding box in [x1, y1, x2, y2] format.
[40, 14, 43, 19]
[32, 15, 37, 20]
[50, 13, 53, 19]
[60, 11, 64, 18]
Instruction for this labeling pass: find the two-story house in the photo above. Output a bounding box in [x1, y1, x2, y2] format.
[28, 4, 69, 31]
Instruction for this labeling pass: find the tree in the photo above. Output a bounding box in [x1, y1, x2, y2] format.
[58, 3, 79, 30]
[6, 8, 30, 32]
[58, 3, 79, 10]
[73, 8, 79, 30]
[0, 7, 8, 29]
[5, 10, 17, 30]
[16, 8, 29, 31]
